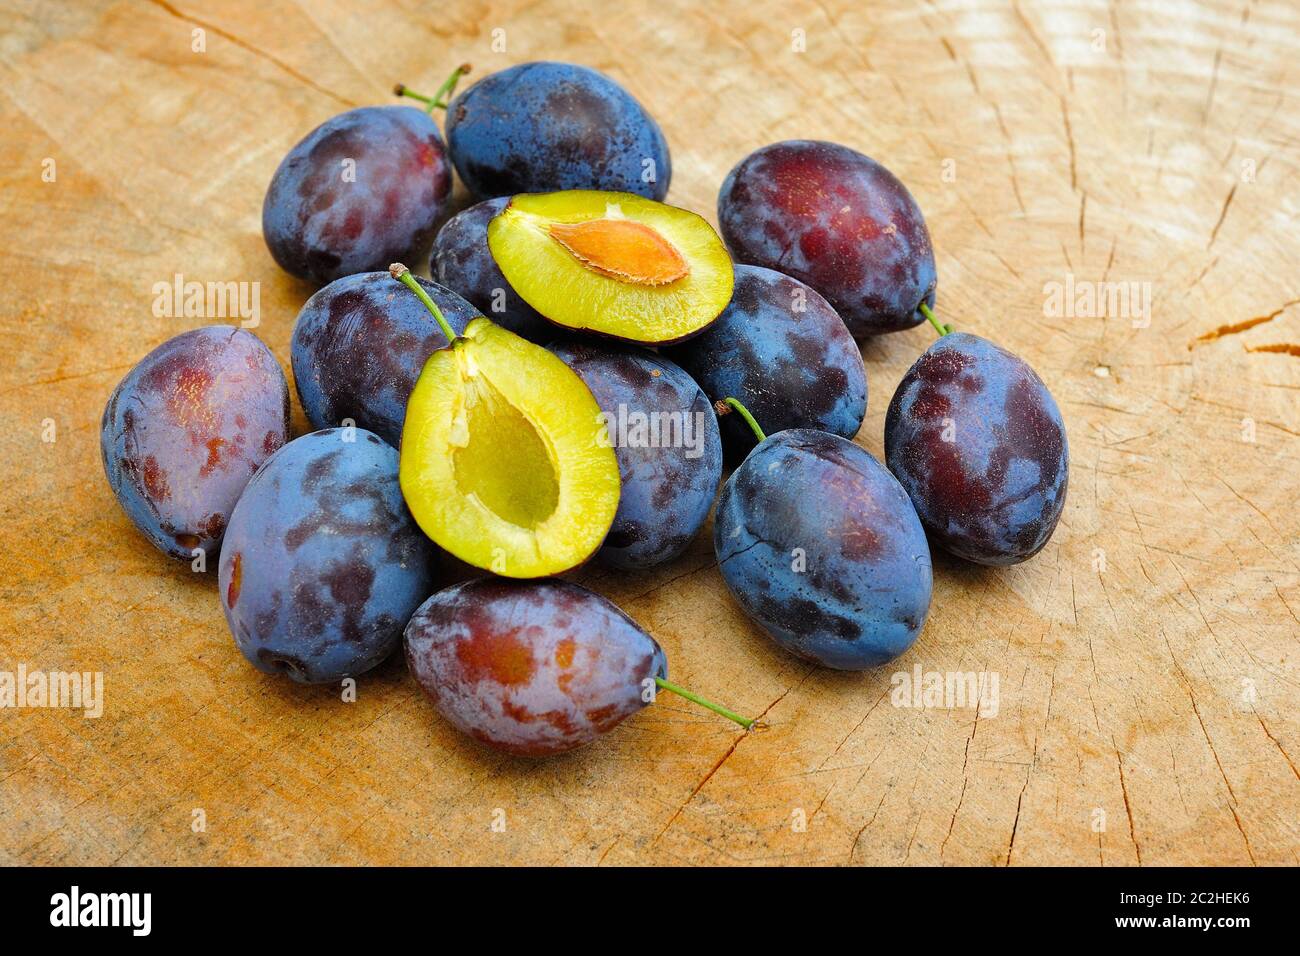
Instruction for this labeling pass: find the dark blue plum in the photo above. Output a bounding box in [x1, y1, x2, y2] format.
[291, 271, 477, 446]
[715, 429, 932, 670]
[717, 140, 936, 336]
[885, 332, 1068, 565]
[263, 106, 451, 284]
[550, 342, 722, 570]
[101, 326, 290, 561]
[431, 198, 550, 342]
[219, 428, 435, 684]
[665, 264, 866, 459]
[446, 62, 670, 201]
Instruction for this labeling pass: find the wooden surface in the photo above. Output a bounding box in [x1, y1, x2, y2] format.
[2, 0, 1298, 866]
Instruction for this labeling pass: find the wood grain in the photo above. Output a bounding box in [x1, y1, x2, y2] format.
[1, 0, 1297, 866]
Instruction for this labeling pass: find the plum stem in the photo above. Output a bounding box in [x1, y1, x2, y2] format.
[394, 63, 472, 113]
[920, 302, 954, 336]
[390, 263, 458, 343]
[654, 677, 755, 730]
[715, 397, 766, 444]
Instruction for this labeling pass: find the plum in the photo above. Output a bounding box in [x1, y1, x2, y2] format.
[101, 326, 290, 561]
[290, 271, 477, 446]
[405, 578, 666, 755]
[714, 417, 932, 670]
[405, 578, 753, 756]
[219, 428, 435, 684]
[550, 342, 722, 570]
[446, 62, 670, 201]
[884, 332, 1068, 565]
[262, 106, 452, 285]
[430, 198, 550, 342]
[665, 264, 866, 459]
[717, 140, 936, 336]
[487, 189, 733, 344]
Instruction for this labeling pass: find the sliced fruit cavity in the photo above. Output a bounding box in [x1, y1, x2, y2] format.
[487, 190, 733, 344]
[400, 316, 620, 578]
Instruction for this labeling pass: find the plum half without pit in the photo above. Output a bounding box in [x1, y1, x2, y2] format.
[391, 265, 620, 579]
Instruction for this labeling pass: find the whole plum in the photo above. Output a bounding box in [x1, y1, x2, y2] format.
[550, 342, 722, 569]
[665, 264, 866, 459]
[715, 426, 932, 670]
[404, 578, 667, 755]
[430, 198, 550, 341]
[290, 271, 476, 446]
[262, 106, 451, 285]
[885, 332, 1068, 565]
[219, 428, 435, 684]
[717, 140, 936, 336]
[101, 326, 290, 561]
[446, 62, 670, 201]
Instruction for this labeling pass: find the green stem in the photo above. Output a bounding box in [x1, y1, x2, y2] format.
[389, 263, 458, 342]
[919, 301, 953, 336]
[654, 677, 755, 730]
[393, 63, 472, 113]
[715, 396, 766, 444]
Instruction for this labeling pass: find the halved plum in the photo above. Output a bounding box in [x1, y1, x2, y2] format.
[486, 190, 733, 344]
[392, 266, 620, 578]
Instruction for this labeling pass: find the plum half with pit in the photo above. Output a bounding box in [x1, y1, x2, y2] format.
[884, 332, 1069, 565]
[100, 326, 290, 561]
[717, 140, 936, 336]
[714, 410, 932, 670]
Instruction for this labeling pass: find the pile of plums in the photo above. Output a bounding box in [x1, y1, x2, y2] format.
[102, 61, 1067, 757]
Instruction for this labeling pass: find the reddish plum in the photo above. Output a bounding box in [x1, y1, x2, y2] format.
[101, 326, 290, 561]
[717, 140, 936, 336]
[884, 331, 1068, 565]
[405, 578, 752, 756]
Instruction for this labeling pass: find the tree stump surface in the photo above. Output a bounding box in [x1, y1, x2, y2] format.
[1, 0, 1297, 865]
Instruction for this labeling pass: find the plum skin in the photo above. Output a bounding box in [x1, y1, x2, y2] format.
[550, 343, 722, 570]
[446, 62, 671, 201]
[885, 332, 1069, 566]
[291, 272, 477, 446]
[714, 430, 932, 670]
[431, 198, 551, 342]
[262, 106, 451, 285]
[101, 326, 290, 561]
[219, 428, 435, 684]
[405, 578, 668, 756]
[665, 263, 867, 460]
[717, 140, 936, 336]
